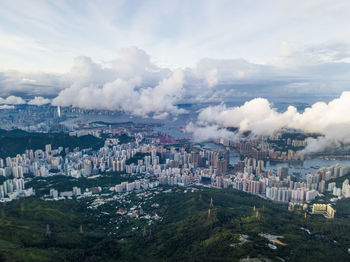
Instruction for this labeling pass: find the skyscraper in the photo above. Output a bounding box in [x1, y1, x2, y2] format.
[57, 106, 61, 118]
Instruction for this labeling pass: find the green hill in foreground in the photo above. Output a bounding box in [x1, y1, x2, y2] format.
[1, 189, 350, 262]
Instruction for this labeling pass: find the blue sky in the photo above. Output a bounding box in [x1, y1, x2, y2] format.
[1, 0, 349, 72]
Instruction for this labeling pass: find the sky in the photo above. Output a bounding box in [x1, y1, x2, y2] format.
[1, 0, 350, 72]
[0, 0, 350, 102]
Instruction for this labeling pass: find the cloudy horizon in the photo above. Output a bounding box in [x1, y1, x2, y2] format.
[0, 0, 350, 102]
[1, 0, 350, 152]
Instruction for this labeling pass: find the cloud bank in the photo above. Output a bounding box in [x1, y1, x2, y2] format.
[188, 92, 350, 152]
[51, 47, 186, 117]
[0, 95, 26, 105]
[0, 105, 15, 110]
[28, 96, 51, 106]
[1, 42, 350, 100]
[0, 44, 349, 152]
[0, 95, 51, 106]
[185, 122, 240, 143]
[52, 69, 184, 117]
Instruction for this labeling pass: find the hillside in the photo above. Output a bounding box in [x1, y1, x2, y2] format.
[1, 189, 350, 261]
[121, 189, 350, 261]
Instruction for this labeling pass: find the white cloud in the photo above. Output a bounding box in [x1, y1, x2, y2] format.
[0, 95, 26, 105]
[51, 47, 185, 117]
[0, 42, 350, 101]
[0, 104, 14, 109]
[153, 112, 169, 120]
[185, 122, 239, 142]
[53, 65, 185, 117]
[197, 92, 350, 134]
[28, 96, 51, 105]
[280, 41, 293, 57]
[190, 92, 350, 152]
[0, 44, 350, 119]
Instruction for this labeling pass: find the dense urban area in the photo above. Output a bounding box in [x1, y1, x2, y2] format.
[1, 105, 350, 262]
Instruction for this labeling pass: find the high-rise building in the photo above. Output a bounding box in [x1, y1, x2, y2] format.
[50, 188, 58, 198]
[45, 144, 52, 153]
[57, 106, 61, 118]
[217, 159, 227, 175]
[73, 187, 81, 196]
[277, 166, 288, 178]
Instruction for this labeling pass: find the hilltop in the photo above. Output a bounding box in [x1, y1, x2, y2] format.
[1, 188, 350, 261]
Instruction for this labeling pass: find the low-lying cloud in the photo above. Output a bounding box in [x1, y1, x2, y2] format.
[28, 96, 51, 106]
[1, 45, 350, 146]
[51, 47, 186, 117]
[185, 122, 240, 142]
[0, 104, 15, 110]
[52, 69, 185, 117]
[0, 95, 25, 105]
[187, 92, 350, 153]
[0, 95, 51, 106]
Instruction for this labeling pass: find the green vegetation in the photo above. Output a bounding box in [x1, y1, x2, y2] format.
[0, 199, 115, 262]
[26, 173, 137, 196]
[0, 129, 104, 158]
[328, 173, 350, 188]
[1, 189, 350, 261]
[321, 173, 350, 218]
[116, 134, 134, 144]
[334, 198, 350, 218]
[126, 152, 148, 165]
[121, 189, 350, 261]
[126, 152, 164, 165]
